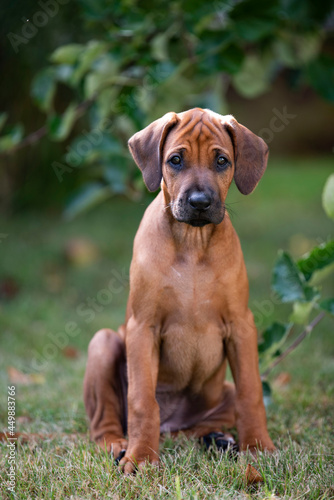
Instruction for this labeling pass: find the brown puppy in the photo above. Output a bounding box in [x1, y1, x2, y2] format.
[84, 108, 275, 474]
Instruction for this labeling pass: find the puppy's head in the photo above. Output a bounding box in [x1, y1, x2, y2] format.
[128, 108, 268, 227]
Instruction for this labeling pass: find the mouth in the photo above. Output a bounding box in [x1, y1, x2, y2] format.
[174, 211, 225, 227]
[186, 218, 212, 227]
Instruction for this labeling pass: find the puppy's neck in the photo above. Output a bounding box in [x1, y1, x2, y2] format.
[169, 219, 216, 252]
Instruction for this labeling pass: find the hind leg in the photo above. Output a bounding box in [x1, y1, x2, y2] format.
[83, 328, 128, 458]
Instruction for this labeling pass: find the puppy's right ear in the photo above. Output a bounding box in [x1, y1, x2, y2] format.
[128, 112, 179, 192]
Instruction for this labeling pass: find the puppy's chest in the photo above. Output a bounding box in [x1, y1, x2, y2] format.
[157, 255, 227, 391]
[158, 317, 225, 392]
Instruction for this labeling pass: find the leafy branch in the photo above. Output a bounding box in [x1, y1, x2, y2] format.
[5, 94, 97, 155]
[261, 311, 326, 379]
[1, 0, 334, 216]
[259, 174, 334, 386]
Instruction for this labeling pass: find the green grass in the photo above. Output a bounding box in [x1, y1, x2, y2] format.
[0, 157, 334, 499]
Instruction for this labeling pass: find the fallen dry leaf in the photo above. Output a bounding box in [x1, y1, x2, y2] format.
[64, 238, 100, 267]
[62, 346, 79, 359]
[44, 272, 64, 293]
[30, 373, 45, 384]
[7, 367, 45, 385]
[245, 463, 264, 485]
[0, 276, 20, 301]
[0, 432, 32, 444]
[274, 372, 291, 387]
[17, 415, 32, 424]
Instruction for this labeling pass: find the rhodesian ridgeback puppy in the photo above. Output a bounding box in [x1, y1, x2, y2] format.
[84, 108, 275, 474]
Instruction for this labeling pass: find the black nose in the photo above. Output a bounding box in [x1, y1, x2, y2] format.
[188, 191, 212, 211]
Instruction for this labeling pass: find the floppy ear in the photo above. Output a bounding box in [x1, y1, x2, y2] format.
[128, 112, 179, 192]
[224, 116, 268, 195]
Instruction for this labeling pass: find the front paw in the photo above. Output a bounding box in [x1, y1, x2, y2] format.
[96, 434, 128, 459]
[240, 437, 276, 454]
[119, 447, 159, 474]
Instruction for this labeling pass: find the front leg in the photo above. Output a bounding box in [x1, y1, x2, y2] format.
[120, 316, 160, 474]
[226, 310, 275, 453]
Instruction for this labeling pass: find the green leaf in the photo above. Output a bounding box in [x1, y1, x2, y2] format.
[322, 174, 334, 220]
[47, 103, 77, 141]
[309, 262, 334, 286]
[217, 44, 244, 74]
[0, 124, 24, 152]
[289, 301, 314, 325]
[274, 32, 321, 68]
[31, 68, 57, 112]
[232, 54, 272, 98]
[319, 298, 334, 315]
[50, 44, 84, 64]
[71, 40, 109, 85]
[297, 240, 334, 281]
[229, 0, 279, 42]
[233, 18, 277, 42]
[103, 163, 127, 193]
[306, 55, 334, 102]
[151, 32, 169, 62]
[198, 43, 244, 75]
[84, 53, 119, 98]
[262, 380, 271, 397]
[258, 322, 291, 353]
[64, 183, 112, 220]
[0, 112, 8, 133]
[95, 87, 119, 118]
[272, 250, 308, 302]
[85, 72, 115, 99]
[55, 64, 75, 85]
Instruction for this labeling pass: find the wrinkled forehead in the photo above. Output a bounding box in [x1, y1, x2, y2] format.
[164, 109, 234, 157]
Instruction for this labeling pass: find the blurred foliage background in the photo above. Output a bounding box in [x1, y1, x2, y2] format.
[0, 0, 333, 215]
[0, 4, 334, 494]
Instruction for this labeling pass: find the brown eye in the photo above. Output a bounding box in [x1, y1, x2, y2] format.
[217, 156, 228, 165]
[170, 155, 181, 165]
[217, 155, 229, 171]
[168, 155, 182, 170]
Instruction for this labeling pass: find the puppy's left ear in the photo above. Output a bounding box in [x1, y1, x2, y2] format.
[224, 116, 268, 195]
[128, 112, 179, 192]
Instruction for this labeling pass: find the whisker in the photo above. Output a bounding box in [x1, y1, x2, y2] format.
[225, 202, 239, 219]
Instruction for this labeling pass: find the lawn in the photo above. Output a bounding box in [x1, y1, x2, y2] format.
[0, 157, 333, 499]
